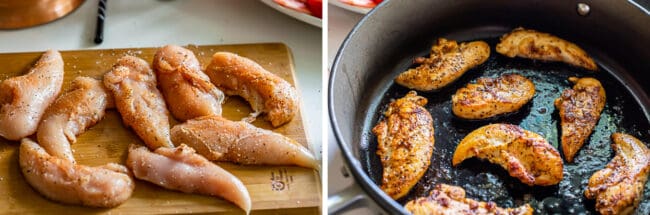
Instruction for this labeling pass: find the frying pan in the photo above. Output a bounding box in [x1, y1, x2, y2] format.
[328, 0, 650, 214]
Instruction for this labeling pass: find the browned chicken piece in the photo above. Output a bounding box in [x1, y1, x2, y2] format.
[206, 52, 299, 127]
[453, 124, 563, 186]
[170, 115, 318, 169]
[452, 74, 535, 119]
[0, 50, 64, 141]
[554, 77, 605, 162]
[153, 45, 225, 121]
[19, 138, 134, 208]
[405, 184, 533, 215]
[496, 27, 597, 71]
[127, 144, 251, 214]
[395, 38, 490, 91]
[37, 77, 111, 163]
[372, 91, 434, 199]
[585, 133, 650, 215]
[103, 56, 174, 149]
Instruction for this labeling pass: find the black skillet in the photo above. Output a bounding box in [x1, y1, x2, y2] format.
[329, 0, 650, 214]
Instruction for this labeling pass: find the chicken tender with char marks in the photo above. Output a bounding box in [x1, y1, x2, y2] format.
[555, 77, 605, 162]
[405, 184, 533, 215]
[496, 27, 597, 71]
[373, 91, 434, 199]
[453, 124, 563, 186]
[395, 38, 490, 91]
[452, 74, 535, 119]
[585, 133, 650, 215]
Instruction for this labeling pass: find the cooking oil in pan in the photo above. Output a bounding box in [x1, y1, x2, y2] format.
[361, 39, 650, 214]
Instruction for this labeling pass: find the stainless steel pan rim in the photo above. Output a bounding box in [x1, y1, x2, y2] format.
[329, 2, 411, 214]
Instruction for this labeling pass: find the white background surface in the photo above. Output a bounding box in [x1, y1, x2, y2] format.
[0, 0, 322, 159]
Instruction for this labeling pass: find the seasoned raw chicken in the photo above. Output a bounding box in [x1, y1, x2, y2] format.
[496, 27, 597, 71]
[127, 144, 251, 214]
[372, 91, 434, 199]
[405, 184, 533, 215]
[37, 77, 111, 162]
[395, 38, 490, 91]
[103, 56, 174, 149]
[452, 74, 535, 119]
[453, 124, 563, 186]
[171, 115, 317, 169]
[19, 138, 134, 208]
[555, 77, 605, 162]
[585, 133, 650, 215]
[206, 52, 299, 127]
[153, 45, 224, 121]
[0, 50, 64, 141]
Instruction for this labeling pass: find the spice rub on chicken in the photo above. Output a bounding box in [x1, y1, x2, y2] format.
[103, 56, 174, 149]
[372, 91, 434, 199]
[405, 184, 533, 215]
[153, 45, 225, 121]
[585, 133, 650, 215]
[19, 138, 134, 208]
[127, 144, 251, 214]
[37, 77, 112, 163]
[453, 124, 563, 186]
[0, 50, 64, 141]
[170, 115, 318, 169]
[452, 74, 535, 119]
[206, 52, 299, 127]
[555, 77, 605, 162]
[496, 27, 597, 71]
[395, 38, 490, 92]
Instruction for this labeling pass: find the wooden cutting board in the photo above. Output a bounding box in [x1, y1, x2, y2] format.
[0, 44, 321, 214]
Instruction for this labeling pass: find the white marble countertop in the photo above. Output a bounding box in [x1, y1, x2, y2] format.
[0, 0, 322, 159]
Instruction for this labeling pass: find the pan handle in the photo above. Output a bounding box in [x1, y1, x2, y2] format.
[327, 166, 378, 214]
[328, 183, 368, 214]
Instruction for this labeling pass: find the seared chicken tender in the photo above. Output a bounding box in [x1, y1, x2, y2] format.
[453, 124, 563, 186]
[405, 184, 533, 215]
[395, 38, 490, 91]
[171, 115, 318, 169]
[452, 74, 535, 119]
[0, 50, 64, 141]
[206, 52, 299, 127]
[585, 133, 650, 215]
[127, 144, 251, 214]
[103, 56, 174, 149]
[496, 27, 597, 71]
[555, 77, 605, 162]
[19, 138, 134, 208]
[372, 91, 434, 199]
[153, 45, 225, 121]
[37, 77, 111, 163]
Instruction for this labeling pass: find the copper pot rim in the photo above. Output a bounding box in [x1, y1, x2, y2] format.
[0, 0, 86, 30]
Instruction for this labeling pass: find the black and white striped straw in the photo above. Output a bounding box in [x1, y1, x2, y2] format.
[94, 0, 107, 44]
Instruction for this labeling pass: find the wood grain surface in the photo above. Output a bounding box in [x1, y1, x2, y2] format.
[0, 43, 321, 214]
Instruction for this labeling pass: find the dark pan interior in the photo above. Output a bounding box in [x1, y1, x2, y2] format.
[359, 34, 650, 214]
